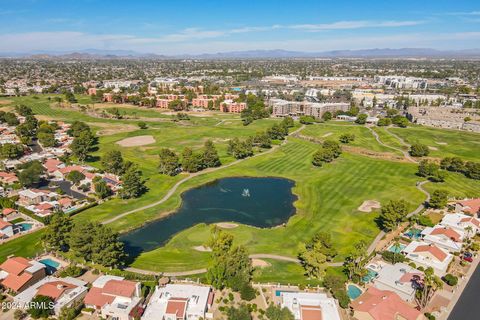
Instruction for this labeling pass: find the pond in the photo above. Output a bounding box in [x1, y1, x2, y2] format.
[120, 177, 297, 256]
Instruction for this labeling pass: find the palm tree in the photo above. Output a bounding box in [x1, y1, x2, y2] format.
[418, 267, 443, 308]
[392, 237, 401, 264]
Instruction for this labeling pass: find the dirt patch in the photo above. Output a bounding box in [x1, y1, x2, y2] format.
[89, 122, 138, 136]
[435, 141, 448, 145]
[193, 245, 212, 252]
[0, 100, 12, 105]
[116, 135, 156, 147]
[428, 146, 439, 151]
[251, 259, 271, 268]
[358, 200, 381, 212]
[216, 222, 239, 229]
[343, 146, 407, 162]
[322, 132, 333, 138]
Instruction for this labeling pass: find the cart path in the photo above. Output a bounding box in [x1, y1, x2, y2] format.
[102, 125, 306, 225]
[365, 126, 417, 163]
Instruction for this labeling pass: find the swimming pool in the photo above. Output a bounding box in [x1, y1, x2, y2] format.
[347, 284, 362, 300]
[275, 290, 296, 297]
[404, 228, 422, 240]
[19, 223, 33, 231]
[39, 258, 60, 269]
[388, 243, 406, 253]
[362, 268, 378, 283]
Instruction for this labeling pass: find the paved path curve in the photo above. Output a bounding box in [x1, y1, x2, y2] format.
[366, 180, 430, 255]
[365, 126, 417, 163]
[103, 125, 306, 225]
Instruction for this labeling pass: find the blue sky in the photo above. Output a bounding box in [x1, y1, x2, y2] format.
[0, 0, 479, 54]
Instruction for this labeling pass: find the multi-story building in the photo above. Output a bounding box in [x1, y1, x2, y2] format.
[0, 257, 46, 293]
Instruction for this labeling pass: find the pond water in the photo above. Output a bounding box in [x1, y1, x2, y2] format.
[120, 177, 297, 256]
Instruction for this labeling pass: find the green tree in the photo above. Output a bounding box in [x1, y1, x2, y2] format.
[298, 232, 337, 278]
[281, 116, 295, 128]
[66, 170, 85, 186]
[158, 148, 180, 176]
[343, 240, 368, 281]
[181, 147, 205, 173]
[409, 143, 430, 157]
[18, 160, 45, 187]
[299, 115, 315, 124]
[71, 131, 95, 162]
[37, 131, 56, 147]
[42, 212, 73, 252]
[138, 121, 148, 129]
[322, 111, 332, 121]
[377, 118, 392, 126]
[378, 199, 408, 231]
[265, 303, 294, 320]
[90, 224, 126, 268]
[418, 267, 443, 308]
[226, 304, 252, 320]
[101, 150, 125, 175]
[0, 143, 24, 159]
[27, 295, 54, 319]
[339, 133, 355, 144]
[392, 115, 409, 128]
[119, 164, 146, 199]
[429, 190, 448, 209]
[94, 179, 112, 199]
[202, 140, 221, 168]
[355, 114, 368, 124]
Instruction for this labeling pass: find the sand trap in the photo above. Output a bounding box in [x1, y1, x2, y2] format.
[435, 141, 447, 145]
[428, 146, 439, 151]
[322, 132, 333, 138]
[358, 200, 381, 212]
[116, 135, 155, 147]
[252, 259, 271, 268]
[193, 245, 212, 252]
[216, 222, 239, 229]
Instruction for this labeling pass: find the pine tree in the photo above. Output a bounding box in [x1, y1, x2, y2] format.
[119, 165, 146, 199]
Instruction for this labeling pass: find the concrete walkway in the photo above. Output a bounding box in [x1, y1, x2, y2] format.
[103, 125, 305, 225]
[365, 126, 417, 163]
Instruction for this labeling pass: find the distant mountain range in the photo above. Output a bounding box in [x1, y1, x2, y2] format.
[1, 48, 480, 59]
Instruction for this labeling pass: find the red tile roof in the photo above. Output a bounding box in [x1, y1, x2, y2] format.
[84, 287, 115, 308]
[165, 298, 188, 318]
[1, 272, 32, 292]
[36, 281, 76, 301]
[351, 287, 422, 320]
[43, 159, 63, 173]
[102, 279, 137, 297]
[2, 208, 16, 215]
[460, 217, 480, 227]
[458, 199, 480, 215]
[0, 257, 31, 276]
[430, 227, 461, 242]
[0, 220, 12, 229]
[300, 305, 323, 320]
[414, 244, 448, 262]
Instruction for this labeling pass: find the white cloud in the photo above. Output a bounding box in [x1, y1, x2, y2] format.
[289, 20, 424, 31]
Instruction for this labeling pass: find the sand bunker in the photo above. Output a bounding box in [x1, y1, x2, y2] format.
[216, 222, 239, 229]
[193, 246, 212, 252]
[251, 259, 271, 268]
[116, 135, 155, 147]
[322, 132, 333, 138]
[358, 200, 381, 212]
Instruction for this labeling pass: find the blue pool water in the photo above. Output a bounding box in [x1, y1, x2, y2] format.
[388, 243, 406, 253]
[347, 285, 362, 300]
[40, 258, 60, 269]
[404, 228, 422, 240]
[362, 268, 378, 283]
[275, 290, 296, 297]
[19, 223, 33, 231]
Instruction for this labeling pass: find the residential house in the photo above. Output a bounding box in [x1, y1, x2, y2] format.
[455, 198, 480, 216]
[142, 284, 213, 320]
[14, 276, 88, 315]
[351, 287, 424, 320]
[402, 241, 453, 276]
[43, 158, 64, 175]
[0, 220, 14, 239]
[84, 275, 142, 320]
[0, 171, 19, 185]
[421, 226, 464, 252]
[372, 263, 423, 302]
[440, 213, 480, 237]
[18, 189, 55, 206]
[52, 165, 87, 180]
[0, 257, 46, 293]
[280, 291, 341, 320]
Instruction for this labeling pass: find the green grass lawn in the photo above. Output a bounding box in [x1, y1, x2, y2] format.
[301, 122, 395, 154]
[125, 138, 426, 271]
[389, 125, 480, 161]
[0, 95, 479, 280]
